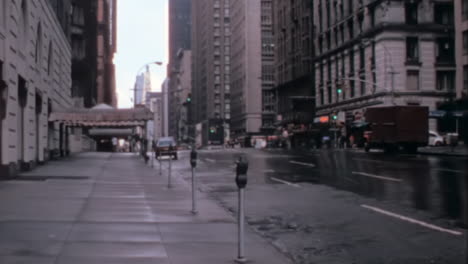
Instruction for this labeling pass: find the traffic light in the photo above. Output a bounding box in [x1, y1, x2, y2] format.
[336, 82, 343, 94]
[332, 114, 338, 120]
[210, 127, 216, 133]
[186, 93, 192, 103]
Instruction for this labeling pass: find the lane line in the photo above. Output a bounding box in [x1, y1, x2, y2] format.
[353, 158, 394, 164]
[263, 169, 276, 173]
[436, 168, 464, 174]
[270, 177, 301, 188]
[352, 172, 402, 182]
[290, 161, 316, 168]
[361, 204, 463, 236]
[205, 158, 216, 163]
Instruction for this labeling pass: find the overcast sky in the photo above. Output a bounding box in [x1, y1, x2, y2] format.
[114, 0, 168, 109]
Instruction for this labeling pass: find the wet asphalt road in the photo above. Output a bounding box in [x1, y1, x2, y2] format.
[178, 148, 468, 264]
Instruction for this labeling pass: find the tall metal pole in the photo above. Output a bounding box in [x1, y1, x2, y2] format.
[236, 188, 246, 263]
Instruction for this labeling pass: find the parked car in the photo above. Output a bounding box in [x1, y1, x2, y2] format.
[428, 131, 445, 146]
[155, 137, 178, 160]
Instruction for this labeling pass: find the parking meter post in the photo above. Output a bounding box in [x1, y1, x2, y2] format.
[168, 145, 173, 189]
[190, 149, 198, 214]
[168, 157, 172, 188]
[158, 156, 162, 176]
[235, 156, 248, 263]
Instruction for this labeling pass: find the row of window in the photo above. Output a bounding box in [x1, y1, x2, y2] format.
[317, 69, 455, 107]
[316, 2, 453, 54]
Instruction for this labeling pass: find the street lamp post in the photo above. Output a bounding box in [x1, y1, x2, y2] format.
[361, 39, 398, 105]
[131, 61, 163, 107]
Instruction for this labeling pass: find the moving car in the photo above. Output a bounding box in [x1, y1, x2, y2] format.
[428, 130, 444, 146]
[155, 137, 178, 160]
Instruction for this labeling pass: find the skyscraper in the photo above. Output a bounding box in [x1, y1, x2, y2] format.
[230, 0, 275, 137]
[168, 0, 191, 137]
[192, 0, 231, 145]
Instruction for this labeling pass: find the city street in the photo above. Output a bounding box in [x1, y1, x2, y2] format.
[177, 147, 468, 263]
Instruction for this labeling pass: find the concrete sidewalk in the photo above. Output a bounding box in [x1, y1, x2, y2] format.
[0, 152, 290, 264]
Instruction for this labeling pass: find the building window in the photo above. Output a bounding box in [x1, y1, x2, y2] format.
[464, 31, 468, 54]
[349, 48, 355, 74]
[347, 20, 354, 39]
[407, 71, 419, 91]
[405, 3, 418, 24]
[463, 0, 468, 21]
[35, 23, 42, 65]
[20, 0, 28, 46]
[320, 88, 324, 105]
[350, 79, 355, 98]
[436, 38, 455, 64]
[464, 66, 468, 92]
[406, 37, 419, 62]
[434, 3, 453, 25]
[436, 71, 455, 91]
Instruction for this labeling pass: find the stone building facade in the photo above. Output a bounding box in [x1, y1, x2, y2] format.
[0, 0, 74, 177]
[455, 0, 468, 99]
[313, 0, 455, 132]
[230, 0, 275, 136]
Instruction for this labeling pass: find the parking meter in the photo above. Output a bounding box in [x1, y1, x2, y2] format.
[235, 156, 248, 189]
[190, 149, 197, 168]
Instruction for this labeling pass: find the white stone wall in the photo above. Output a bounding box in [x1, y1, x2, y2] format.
[0, 0, 72, 169]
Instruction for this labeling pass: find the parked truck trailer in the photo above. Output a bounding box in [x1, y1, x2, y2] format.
[364, 106, 429, 153]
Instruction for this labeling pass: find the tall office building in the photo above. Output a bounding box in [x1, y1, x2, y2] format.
[454, 0, 468, 142]
[96, 0, 117, 107]
[229, 0, 275, 137]
[192, 0, 231, 144]
[273, 0, 315, 138]
[313, 0, 455, 133]
[456, 0, 468, 100]
[133, 66, 152, 106]
[168, 0, 191, 138]
[70, 0, 98, 108]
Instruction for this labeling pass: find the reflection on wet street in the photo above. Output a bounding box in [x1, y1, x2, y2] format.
[235, 149, 467, 226]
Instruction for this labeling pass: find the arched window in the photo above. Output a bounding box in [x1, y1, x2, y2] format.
[47, 41, 53, 75]
[20, 0, 28, 46]
[35, 22, 42, 65]
[0, 0, 6, 27]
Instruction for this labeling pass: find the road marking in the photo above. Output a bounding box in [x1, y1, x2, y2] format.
[263, 169, 276, 173]
[290, 161, 316, 167]
[361, 205, 463, 236]
[270, 177, 301, 188]
[352, 172, 402, 182]
[353, 158, 393, 164]
[205, 158, 216, 163]
[436, 168, 464, 174]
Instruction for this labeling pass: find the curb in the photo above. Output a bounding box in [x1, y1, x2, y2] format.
[417, 151, 468, 158]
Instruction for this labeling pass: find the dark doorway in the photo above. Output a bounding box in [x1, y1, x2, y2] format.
[17, 76, 27, 165]
[35, 90, 43, 162]
[0, 61, 6, 167]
